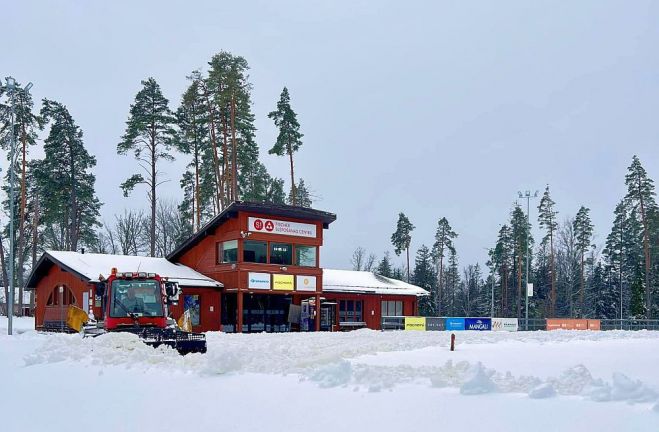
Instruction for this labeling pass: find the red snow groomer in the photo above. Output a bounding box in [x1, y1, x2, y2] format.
[84, 268, 207, 355]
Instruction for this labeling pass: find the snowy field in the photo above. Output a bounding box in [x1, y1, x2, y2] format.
[2, 317, 659, 432]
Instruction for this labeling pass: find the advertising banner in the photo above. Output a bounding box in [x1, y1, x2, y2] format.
[404, 316, 426, 331]
[272, 274, 294, 291]
[491, 317, 519, 331]
[248, 217, 316, 238]
[465, 318, 491, 331]
[445, 317, 465, 331]
[296, 275, 317, 292]
[547, 319, 590, 330]
[425, 317, 445, 331]
[248, 272, 271, 290]
[587, 320, 601, 330]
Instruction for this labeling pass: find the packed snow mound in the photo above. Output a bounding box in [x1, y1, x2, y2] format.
[19, 328, 659, 408]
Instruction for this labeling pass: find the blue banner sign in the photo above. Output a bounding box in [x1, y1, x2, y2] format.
[445, 317, 465, 331]
[465, 318, 492, 331]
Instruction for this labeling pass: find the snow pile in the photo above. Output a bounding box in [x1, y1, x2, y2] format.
[459, 362, 498, 395]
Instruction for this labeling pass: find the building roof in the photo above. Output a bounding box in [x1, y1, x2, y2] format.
[167, 201, 337, 261]
[25, 251, 223, 290]
[322, 269, 429, 296]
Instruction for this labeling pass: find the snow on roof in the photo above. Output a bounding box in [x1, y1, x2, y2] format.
[44, 251, 222, 288]
[322, 269, 428, 296]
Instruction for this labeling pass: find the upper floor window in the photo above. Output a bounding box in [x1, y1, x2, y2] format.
[295, 245, 317, 267]
[219, 240, 238, 263]
[243, 240, 267, 263]
[270, 243, 292, 265]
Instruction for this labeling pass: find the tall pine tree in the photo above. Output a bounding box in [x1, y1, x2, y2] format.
[391, 213, 415, 282]
[573, 206, 594, 317]
[538, 185, 558, 316]
[118, 77, 177, 257]
[268, 87, 303, 205]
[432, 217, 458, 316]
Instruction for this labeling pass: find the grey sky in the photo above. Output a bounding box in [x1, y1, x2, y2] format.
[3, 1, 658, 270]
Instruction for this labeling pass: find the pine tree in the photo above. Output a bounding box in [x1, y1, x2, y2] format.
[118, 78, 177, 257]
[432, 217, 458, 316]
[573, 206, 594, 317]
[391, 213, 415, 282]
[412, 245, 436, 316]
[290, 178, 312, 208]
[510, 205, 531, 319]
[268, 87, 303, 205]
[36, 99, 101, 251]
[175, 76, 212, 231]
[492, 225, 513, 316]
[625, 155, 657, 317]
[538, 185, 558, 316]
[445, 248, 460, 315]
[376, 252, 393, 277]
[0, 80, 39, 314]
[265, 177, 287, 204]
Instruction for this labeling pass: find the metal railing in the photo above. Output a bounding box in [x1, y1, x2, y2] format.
[381, 316, 659, 331]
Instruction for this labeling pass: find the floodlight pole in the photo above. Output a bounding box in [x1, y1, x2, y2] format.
[518, 190, 538, 331]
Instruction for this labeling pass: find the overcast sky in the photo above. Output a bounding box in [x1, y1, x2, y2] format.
[3, 1, 658, 271]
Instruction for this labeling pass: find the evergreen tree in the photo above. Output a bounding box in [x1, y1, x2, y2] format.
[629, 265, 646, 318]
[37, 99, 101, 251]
[492, 225, 513, 316]
[176, 76, 212, 231]
[432, 217, 458, 316]
[265, 177, 287, 204]
[376, 252, 393, 278]
[538, 185, 558, 316]
[391, 213, 415, 282]
[268, 87, 303, 205]
[445, 248, 460, 315]
[412, 245, 436, 316]
[117, 77, 177, 257]
[624, 155, 657, 317]
[510, 205, 532, 319]
[573, 206, 594, 317]
[290, 178, 312, 208]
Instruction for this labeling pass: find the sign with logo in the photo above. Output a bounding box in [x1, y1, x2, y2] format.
[404, 316, 426, 331]
[425, 317, 445, 331]
[248, 272, 271, 290]
[296, 275, 317, 292]
[465, 317, 491, 331]
[272, 274, 294, 291]
[248, 217, 316, 238]
[491, 317, 518, 331]
[445, 317, 465, 331]
[527, 283, 534, 297]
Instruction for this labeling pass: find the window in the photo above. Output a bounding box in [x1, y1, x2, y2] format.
[109, 279, 164, 318]
[47, 286, 76, 306]
[270, 243, 292, 265]
[184, 295, 201, 326]
[243, 240, 267, 263]
[381, 300, 403, 316]
[339, 300, 364, 322]
[219, 240, 238, 263]
[295, 245, 317, 267]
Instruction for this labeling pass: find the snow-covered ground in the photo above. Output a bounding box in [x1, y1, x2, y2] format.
[2, 317, 658, 432]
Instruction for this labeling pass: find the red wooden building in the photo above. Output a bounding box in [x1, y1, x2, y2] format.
[26, 202, 427, 332]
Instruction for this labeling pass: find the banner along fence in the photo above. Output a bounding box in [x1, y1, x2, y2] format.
[381, 317, 659, 331]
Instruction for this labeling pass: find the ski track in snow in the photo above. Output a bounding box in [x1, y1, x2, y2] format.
[13, 326, 659, 411]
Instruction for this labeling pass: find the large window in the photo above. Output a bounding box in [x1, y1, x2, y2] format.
[339, 300, 363, 323]
[295, 245, 317, 267]
[47, 286, 76, 306]
[381, 300, 403, 316]
[219, 240, 238, 263]
[243, 241, 267, 263]
[270, 243, 292, 265]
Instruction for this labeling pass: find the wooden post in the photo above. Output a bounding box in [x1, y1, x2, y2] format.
[450, 333, 456, 351]
[315, 293, 321, 331]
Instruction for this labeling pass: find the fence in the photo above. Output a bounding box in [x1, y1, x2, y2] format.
[381, 316, 659, 331]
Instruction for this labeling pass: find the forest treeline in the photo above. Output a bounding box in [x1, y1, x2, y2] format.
[0, 51, 312, 313]
[358, 157, 658, 320]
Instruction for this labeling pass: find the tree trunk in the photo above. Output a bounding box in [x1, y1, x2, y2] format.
[231, 94, 238, 201]
[550, 228, 556, 317]
[289, 149, 296, 206]
[406, 246, 410, 284]
[150, 124, 156, 257]
[30, 190, 40, 312]
[17, 122, 28, 315]
[204, 90, 222, 213]
[221, 110, 230, 207]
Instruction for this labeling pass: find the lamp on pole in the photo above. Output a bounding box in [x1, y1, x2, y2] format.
[2, 76, 32, 336]
[518, 190, 538, 331]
